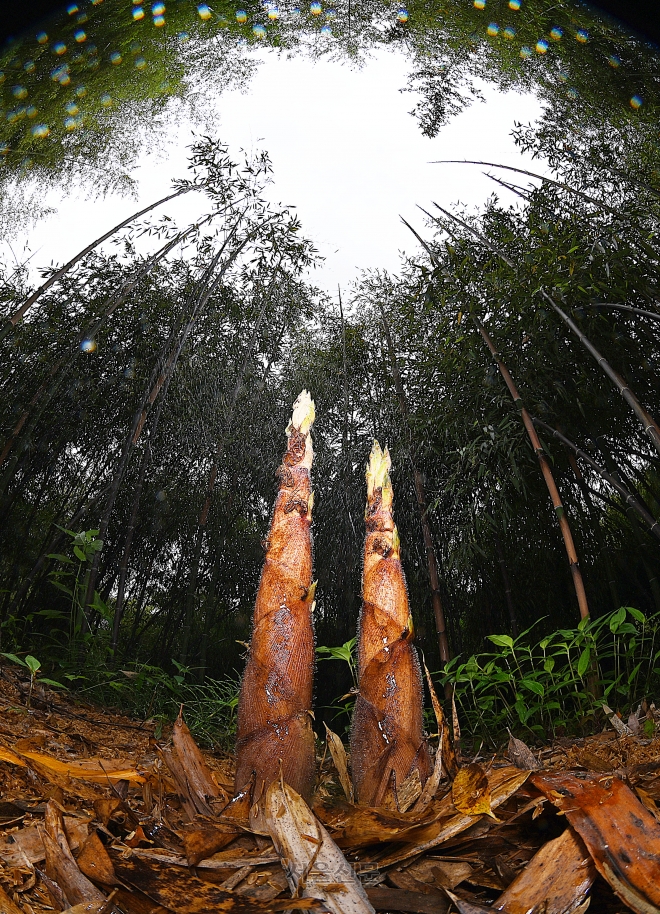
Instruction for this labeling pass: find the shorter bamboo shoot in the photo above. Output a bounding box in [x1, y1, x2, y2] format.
[234, 391, 317, 804]
[351, 442, 431, 807]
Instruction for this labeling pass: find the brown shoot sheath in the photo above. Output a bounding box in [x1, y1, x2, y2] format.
[351, 442, 431, 807]
[234, 391, 317, 804]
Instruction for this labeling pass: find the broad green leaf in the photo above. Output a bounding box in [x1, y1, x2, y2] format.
[487, 634, 514, 650]
[577, 647, 591, 678]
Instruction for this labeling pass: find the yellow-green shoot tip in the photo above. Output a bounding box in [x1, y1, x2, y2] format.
[366, 440, 392, 499]
[287, 389, 315, 436]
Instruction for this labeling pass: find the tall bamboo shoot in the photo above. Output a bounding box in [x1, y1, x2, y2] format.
[234, 391, 316, 804]
[351, 442, 430, 807]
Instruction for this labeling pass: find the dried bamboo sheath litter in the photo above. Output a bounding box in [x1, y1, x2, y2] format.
[351, 442, 431, 807]
[234, 391, 316, 804]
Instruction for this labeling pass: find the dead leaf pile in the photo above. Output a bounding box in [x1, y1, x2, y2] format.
[0, 663, 659, 914]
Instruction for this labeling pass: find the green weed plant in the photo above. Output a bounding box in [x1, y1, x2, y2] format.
[439, 607, 660, 745]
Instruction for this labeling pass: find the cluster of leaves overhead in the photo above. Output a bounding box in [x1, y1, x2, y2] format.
[2, 0, 658, 210]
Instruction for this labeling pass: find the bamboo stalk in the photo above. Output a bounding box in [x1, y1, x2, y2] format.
[532, 419, 660, 541]
[474, 318, 590, 621]
[351, 442, 431, 807]
[0, 186, 196, 343]
[428, 201, 660, 458]
[234, 391, 317, 804]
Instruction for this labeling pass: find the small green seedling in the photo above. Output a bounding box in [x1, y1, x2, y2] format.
[0, 653, 65, 709]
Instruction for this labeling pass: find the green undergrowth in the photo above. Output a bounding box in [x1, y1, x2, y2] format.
[0, 650, 240, 750]
[439, 607, 660, 747]
[4, 601, 658, 753]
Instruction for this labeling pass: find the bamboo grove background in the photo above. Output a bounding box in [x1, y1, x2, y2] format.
[1, 2, 660, 722]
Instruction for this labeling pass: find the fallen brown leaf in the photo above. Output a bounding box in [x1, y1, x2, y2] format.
[533, 772, 660, 914]
[264, 778, 375, 914]
[451, 764, 495, 818]
[493, 826, 596, 913]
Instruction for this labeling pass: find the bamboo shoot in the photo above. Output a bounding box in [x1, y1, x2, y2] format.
[351, 442, 430, 807]
[234, 391, 317, 804]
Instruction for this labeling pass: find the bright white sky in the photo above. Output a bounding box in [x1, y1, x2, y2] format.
[8, 46, 544, 296]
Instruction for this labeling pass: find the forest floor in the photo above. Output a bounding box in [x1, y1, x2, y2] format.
[0, 663, 659, 914]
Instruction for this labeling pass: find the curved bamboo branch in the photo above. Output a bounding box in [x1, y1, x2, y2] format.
[235, 391, 317, 804]
[351, 442, 431, 807]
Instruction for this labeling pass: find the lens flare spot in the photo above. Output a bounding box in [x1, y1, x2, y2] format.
[268, 6, 279, 18]
[53, 42, 67, 54]
[536, 39, 548, 52]
[80, 338, 97, 353]
[37, 31, 48, 43]
[310, 2, 322, 14]
[503, 25, 515, 38]
[31, 123, 50, 137]
[576, 28, 588, 42]
[74, 29, 86, 41]
[197, 3, 212, 17]
[487, 22, 498, 35]
[520, 45, 532, 58]
[100, 93, 112, 106]
[473, 0, 485, 8]
[630, 95, 643, 109]
[508, 0, 520, 9]
[320, 23, 331, 33]
[549, 26, 562, 39]
[24, 60, 36, 72]
[153, 14, 165, 25]
[110, 51, 122, 63]
[397, 8, 408, 21]
[12, 86, 28, 99]
[26, 106, 38, 117]
[608, 54, 620, 67]
[133, 6, 145, 18]
[135, 55, 147, 67]
[67, 3, 79, 13]
[152, 2, 165, 12]
[236, 9, 247, 21]
[253, 23, 267, 36]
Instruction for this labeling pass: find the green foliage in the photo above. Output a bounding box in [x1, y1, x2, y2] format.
[316, 636, 357, 687]
[46, 527, 109, 657]
[76, 660, 240, 747]
[316, 636, 358, 735]
[439, 608, 660, 746]
[0, 650, 65, 707]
